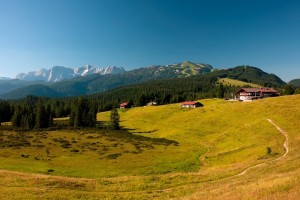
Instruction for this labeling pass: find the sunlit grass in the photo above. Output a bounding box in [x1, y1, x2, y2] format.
[217, 77, 262, 87]
[1, 95, 300, 199]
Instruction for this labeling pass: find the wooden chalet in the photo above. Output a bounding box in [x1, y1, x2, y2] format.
[181, 101, 202, 108]
[236, 88, 280, 101]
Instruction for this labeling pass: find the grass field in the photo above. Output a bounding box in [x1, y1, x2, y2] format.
[1, 95, 300, 199]
[217, 77, 262, 87]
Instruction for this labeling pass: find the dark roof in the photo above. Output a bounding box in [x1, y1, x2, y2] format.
[236, 87, 279, 94]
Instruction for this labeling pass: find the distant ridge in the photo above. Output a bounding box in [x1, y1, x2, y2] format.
[289, 79, 300, 87]
[16, 65, 126, 82]
[0, 61, 213, 99]
[0, 77, 11, 80]
[0, 63, 285, 100]
[1, 84, 63, 99]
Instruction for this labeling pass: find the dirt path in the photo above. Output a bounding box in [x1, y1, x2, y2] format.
[123, 118, 291, 193]
[156, 118, 290, 192]
[267, 119, 289, 160]
[235, 118, 289, 176]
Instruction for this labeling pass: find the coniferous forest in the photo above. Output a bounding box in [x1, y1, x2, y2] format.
[0, 65, 299, 130]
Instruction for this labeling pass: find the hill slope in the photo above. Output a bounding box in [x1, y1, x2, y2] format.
[0, 62, 213, 99]
[0, 79, 46, 96]
[289, 78, 300, 87]
[217, 77, 262, 87]
[91, 65, 285, 110]
[0, 84, 64, 99]
[0, 95, 299, 199]
[213, 65, 285, 87]
[0, 64, 285, 100]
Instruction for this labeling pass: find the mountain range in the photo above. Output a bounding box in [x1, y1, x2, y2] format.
[0, 62, 286, 99]
[15, 65, 126, 82]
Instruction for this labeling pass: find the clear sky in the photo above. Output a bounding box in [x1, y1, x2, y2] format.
[0, 0, 299, 81]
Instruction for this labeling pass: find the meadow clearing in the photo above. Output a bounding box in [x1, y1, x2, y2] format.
[0, 95, 300, 199]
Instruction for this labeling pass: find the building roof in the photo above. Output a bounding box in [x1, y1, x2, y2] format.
[236, 87, 279, 94]
[259, 88, 279, 93]
[120, 102, 129, 107]
[182, 101, 197, 105]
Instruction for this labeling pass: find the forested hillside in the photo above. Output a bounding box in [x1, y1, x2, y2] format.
[92, 65, 285, 110]
[289, 79, 300, 87]
[0, 62, 213, 99]
[212, 66, 285, 87]
[0, 65, 285, 100]
[50, 62, 212, 96]
[0, 80, 46, 96]
[0, 65, 287, 129]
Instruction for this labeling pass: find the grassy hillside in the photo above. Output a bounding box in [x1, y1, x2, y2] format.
[217, 77, 262, 87]
[1, 95, 300, 199]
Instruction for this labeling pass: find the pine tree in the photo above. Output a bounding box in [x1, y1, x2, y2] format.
[35, 101, 48, 129]
[137, 93, 147, 106]
[217, 83, 225, 98]
[69, 108, 75, 127]
[12, 106, 22, 128]
[0, 100, 11, 123]
[69, 97, 96, 128]
[47, 105, 53, 127]
[110, 107, 120, 130]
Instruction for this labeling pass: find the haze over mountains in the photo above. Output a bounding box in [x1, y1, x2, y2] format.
[0, 77, 11, 80]
[15, 65, 126, 82]
[0, 61, 286, 100]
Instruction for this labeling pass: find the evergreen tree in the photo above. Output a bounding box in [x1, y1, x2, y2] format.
[47, 105, 53, 127]
[137, 93, 147, 106]
[69, 108, 75, 127]
[69, 97, 96, 127]
[0, 100, 11, 123]
[217, 83, 225, 98]
[87, 109, 96, 127]
[110, 107, 120, 130]
[35, 101, 45, 128]
[35, 101, 51, 129]
[12, 106, 22, 128]
[283, 85, 295, 95]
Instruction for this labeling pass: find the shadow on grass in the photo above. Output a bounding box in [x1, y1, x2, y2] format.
[102, 129, 179, 147]
[123, 128, 158, 134]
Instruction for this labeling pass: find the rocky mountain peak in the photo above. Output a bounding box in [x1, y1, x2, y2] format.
[15, 65, 126, 82]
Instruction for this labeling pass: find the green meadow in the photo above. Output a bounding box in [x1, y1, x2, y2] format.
[217, 77, 262, 87]
[1, 95, 300, 199]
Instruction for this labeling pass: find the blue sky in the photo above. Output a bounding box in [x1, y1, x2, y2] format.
[0, 0, 299, 81]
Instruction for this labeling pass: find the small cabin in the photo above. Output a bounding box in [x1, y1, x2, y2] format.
[146, 102, 158, 106]
[120, 102, 131, 109]
[236, 88, 280, 101]
[181, 101, 202, 108]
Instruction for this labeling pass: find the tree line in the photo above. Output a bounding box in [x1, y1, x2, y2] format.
[0, 95, 123, 131]
[1, 67, 296, 130]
